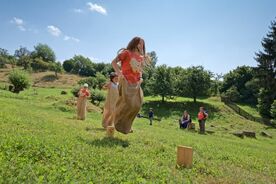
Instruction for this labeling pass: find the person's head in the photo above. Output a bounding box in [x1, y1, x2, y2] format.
[149, 108, 153, 111]
[109, 72, 118, 83]
[200, 107, 204, 112]
[83, 83, 88, 88]
[127, 37, 145, 55]
[183, 110, 188, 116]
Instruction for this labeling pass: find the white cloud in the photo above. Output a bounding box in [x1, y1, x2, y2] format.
[64, 35, 80, 42]
[73, 9, 84, 13]
[47, 25, 62, 37]
[10, 17, 26, 31]
[87, 2, 107, 15]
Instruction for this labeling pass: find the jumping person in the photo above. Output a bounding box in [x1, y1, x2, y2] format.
[76, 83, 90, 120]
[198, 107, 208, 134]
[102, 72, 119, 128]
[111, 36, 151, 134]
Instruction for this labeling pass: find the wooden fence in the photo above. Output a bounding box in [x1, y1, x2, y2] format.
[221, 97, 272, 126]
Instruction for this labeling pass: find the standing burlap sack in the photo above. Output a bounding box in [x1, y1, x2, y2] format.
[102, 83, 119, 128]
[113, 77, 143, 134]
[77, 97, 87, 120]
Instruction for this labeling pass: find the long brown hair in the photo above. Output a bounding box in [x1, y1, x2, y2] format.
[126, 37, 145, 55]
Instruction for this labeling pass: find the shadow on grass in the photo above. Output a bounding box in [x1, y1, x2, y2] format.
[78, 136, 129, 148]
[141, 100, 220, 120]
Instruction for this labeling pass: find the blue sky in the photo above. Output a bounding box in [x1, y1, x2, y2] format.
[0, 0, 276, 74]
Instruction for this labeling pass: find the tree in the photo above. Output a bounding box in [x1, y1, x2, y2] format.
[271, 100, 276, 125]
[142, 51, 158, 96]
[50, 62, 63, 78]
[14, 47, 31, 70]
[179, 66, 211, 103]
[220, 66, 257, 103]
[209, 73, 223, 96]
[255, 19, 276, 118]
[70, 55, 96, 76]
[149, 65, 174, 102]
[63, 59, 74, 73]
[258, 88, 273, 118]
[31, 57, 49, 72]
[31, 43, 56, 62]
[8, 69, 31, 93]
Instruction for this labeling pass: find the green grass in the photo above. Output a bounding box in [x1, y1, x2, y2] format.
[237, 102, 261, 118]
[0, 88, 276, 183]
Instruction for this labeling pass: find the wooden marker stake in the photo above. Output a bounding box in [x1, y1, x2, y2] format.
[106, 126, 115, 137]
[177, 146, 193, 168]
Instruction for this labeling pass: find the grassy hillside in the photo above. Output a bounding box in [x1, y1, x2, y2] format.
[0, 67, 83, 88]
[0, 88, 276, 183]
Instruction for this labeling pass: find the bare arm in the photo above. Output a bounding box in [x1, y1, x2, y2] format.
[102, 82, 111, 90]
[111, 56, 122, 77]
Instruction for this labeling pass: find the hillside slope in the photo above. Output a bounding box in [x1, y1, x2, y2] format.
[0, 88, 275, 183]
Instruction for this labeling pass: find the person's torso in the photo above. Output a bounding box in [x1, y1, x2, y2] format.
[198, 112, 205, 120]
[119, 50, 144, 83]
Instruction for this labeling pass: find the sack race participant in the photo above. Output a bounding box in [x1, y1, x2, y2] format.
[102, 72, 119, 128]
[77, 83, 91, 120]
[111, 37, 151, 134]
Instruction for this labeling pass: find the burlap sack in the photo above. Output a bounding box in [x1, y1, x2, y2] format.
[113, 77, 143, 134]
[77, 97, 87, 120]
[102, 84, 119, 128]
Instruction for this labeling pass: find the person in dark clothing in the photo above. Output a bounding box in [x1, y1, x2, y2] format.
[149, 108, 154, 125]
[179, 110, 191, 129]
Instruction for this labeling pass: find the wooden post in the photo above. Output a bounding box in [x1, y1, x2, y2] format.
[106, 126, 115, 137]
[177, 146, 193, 168]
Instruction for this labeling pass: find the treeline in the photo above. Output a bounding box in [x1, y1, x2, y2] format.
[1, 19, 275, 122]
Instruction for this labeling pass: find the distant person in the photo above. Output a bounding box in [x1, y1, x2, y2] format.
[149, 108, 154, 125]
[179, 110, 191, 129]
[102, 72, 119, 128]
[76, 83, 90, 120]
[198, 107, 208, 134]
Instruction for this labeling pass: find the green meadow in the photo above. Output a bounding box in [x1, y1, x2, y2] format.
[0, 87, 275, 183]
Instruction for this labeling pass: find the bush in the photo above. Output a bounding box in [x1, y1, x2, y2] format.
[222, 86, 240, 102]
[8, 69, 31, 93]
[78, 77, 97, 89]
[63, 59, 74, 72]
[71, 86, 81, 97]
[91, 88, 105, 106]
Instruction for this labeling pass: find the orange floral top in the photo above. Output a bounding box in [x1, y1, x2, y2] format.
[118, 50, 144, 84]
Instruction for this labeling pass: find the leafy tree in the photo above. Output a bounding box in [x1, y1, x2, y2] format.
[31, 43, 56, 62]
[221, 86, 240, 102]
[258, 88, 273, 118]
[50, 62, 63, 78]
[149, 65, 174, 102]
[220, 66, 257, 103]
[31, 57, 49, 72]
[8, 69, 31, 93]
[14, 47, 31, 70]
[255, 19, 276, 118]
[95, 72, 107, 89]
[70, 55, 96, 76]
[63, 59, 75, 73]
[209, 73, 223, 96]
[179, 66, 211, 103]
[141, 51, 158, 96]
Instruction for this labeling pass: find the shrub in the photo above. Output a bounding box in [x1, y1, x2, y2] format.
[91, 89, 105, 106]
[8, 69, 31, 93]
